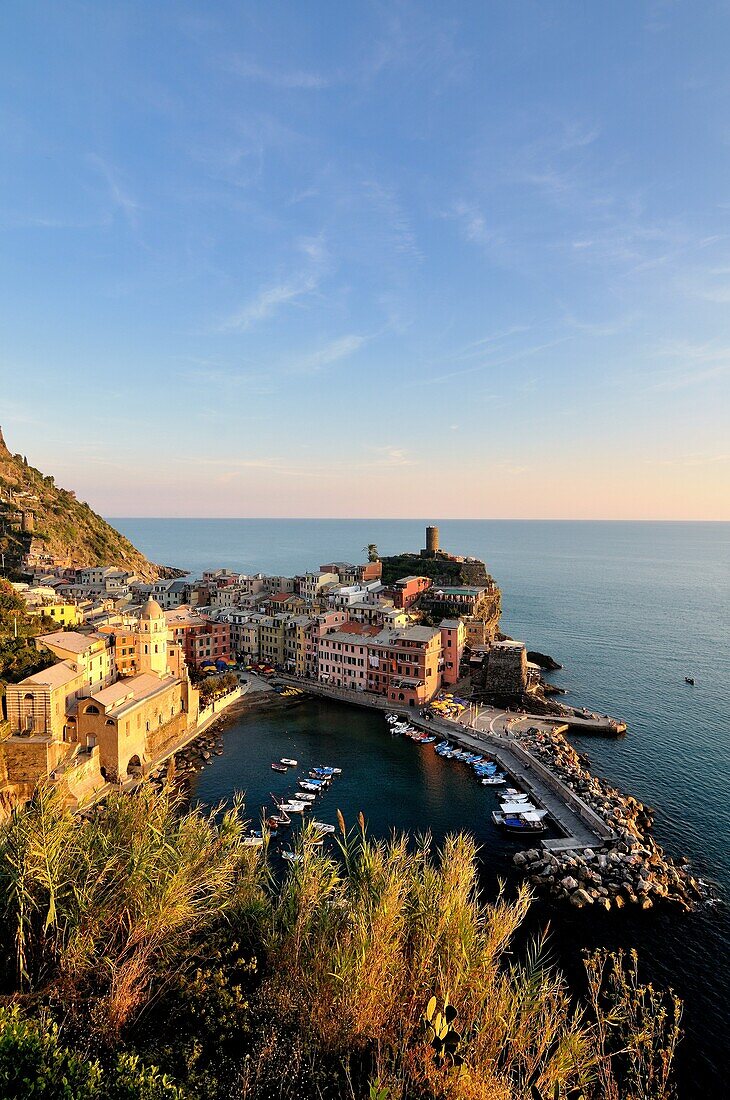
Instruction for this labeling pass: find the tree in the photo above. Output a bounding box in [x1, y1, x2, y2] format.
[362, 544, 379, 563]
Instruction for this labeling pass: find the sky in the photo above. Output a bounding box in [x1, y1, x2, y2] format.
[1, 1, 729, 521]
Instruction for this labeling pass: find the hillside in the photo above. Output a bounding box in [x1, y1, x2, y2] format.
[0, 427, 179, 581]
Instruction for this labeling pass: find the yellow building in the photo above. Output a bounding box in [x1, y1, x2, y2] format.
[30, 602, 82, 627]
[1, 600, 199, 808]
[75, 672, 194, 781]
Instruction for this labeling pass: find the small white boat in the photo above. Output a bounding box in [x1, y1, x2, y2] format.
[311, 821, 335, 833]
[501, 802, 547, 817]
[295, 792, 316, 801]
[299, 781, 321, 792]
[481, 776, 506, 786]
[492, 811, 546, 835]
[282, 850, 304, 863]
[280, 758, 298, 766]
[275, 799, 310, 814]
[243, 835, 264, 847]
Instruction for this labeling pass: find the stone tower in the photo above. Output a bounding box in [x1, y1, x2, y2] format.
[135, 598, 168, 676]
[426, 525, 440, 555]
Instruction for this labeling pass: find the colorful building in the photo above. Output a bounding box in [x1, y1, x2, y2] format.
[439, 619, 466, 685]
[366, 625, 442, 707]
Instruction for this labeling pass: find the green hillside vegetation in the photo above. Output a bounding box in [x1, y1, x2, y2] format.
[378, 555, 493, 588]
[0, 784, 682, 1100]
[0, 428, 177, 581]
[0, 579, 55, 704]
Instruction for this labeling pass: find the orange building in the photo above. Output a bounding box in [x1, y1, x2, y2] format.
[365, 625, 442, 707]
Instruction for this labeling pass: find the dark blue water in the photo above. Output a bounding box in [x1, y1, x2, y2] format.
[114, 518, 730, 1092]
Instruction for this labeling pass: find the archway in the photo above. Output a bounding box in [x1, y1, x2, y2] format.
[126, 754, 143, 777]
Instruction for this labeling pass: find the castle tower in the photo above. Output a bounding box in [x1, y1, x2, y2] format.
[135, 598, 168, 676]
[426, 525, 439, 555]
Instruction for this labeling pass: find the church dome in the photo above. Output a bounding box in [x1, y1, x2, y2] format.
[140, 597, 163, 620]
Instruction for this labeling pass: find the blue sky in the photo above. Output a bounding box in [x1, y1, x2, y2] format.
[1, 1, 729, 519]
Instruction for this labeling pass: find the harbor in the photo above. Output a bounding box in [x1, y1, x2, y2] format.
[240, 673, 700, 910]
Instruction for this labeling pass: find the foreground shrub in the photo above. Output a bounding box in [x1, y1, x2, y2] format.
[0, 1006, 183, 1099]
[0, 791, 682, 1099]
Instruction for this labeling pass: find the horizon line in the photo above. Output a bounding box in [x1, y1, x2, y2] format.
[107, 515, 730, 524]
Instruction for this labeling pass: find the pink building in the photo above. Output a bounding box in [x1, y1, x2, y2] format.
[440, 619, 465, 685]
[317, 622, 380, 691]
[304, 611, 348, 677]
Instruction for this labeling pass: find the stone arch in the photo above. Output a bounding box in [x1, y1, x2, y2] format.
[126, 754, 143, 776]
[84, 703, 100, 715]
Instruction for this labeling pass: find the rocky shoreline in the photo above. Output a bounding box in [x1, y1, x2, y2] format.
[512, 726, 708, 911]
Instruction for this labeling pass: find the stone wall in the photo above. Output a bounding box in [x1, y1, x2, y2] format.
[484, 643, 527, 696]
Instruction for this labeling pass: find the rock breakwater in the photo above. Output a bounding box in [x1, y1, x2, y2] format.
[512, 727, 706, 911]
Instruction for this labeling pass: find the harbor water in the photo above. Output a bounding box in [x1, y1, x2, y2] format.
[114, 518, 730, 1093]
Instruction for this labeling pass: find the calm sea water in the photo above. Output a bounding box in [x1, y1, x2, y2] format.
[114, 519, 730, 1092]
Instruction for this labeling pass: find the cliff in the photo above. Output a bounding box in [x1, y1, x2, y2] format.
[0, 427, 180, 581]
[379, 550, 502, 635]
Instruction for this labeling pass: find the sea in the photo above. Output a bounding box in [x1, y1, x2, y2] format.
[113, 519, 730, 1094]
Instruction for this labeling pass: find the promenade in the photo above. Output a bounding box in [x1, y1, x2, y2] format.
[276, 675, 616, 851]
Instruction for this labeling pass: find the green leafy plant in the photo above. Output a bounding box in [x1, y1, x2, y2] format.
[424, 995, 464, 1068]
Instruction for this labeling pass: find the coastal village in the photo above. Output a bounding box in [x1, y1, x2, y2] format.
[0, 523, 512, 801]
[0, 430, 703, 913]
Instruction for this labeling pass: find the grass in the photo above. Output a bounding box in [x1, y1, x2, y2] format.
[0, 786, 681, 1099]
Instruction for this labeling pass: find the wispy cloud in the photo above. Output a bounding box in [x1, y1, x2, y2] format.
[286, 334, 366, 374]
[449, 200, 492, 246]
[370, 446, 415, 468]
[648, 340, 730, 390]
[87, 154, 140, 228]
[229, 57, 329, 90]
[221, 274, 319, 331]
[647, 452, 730, 468]
[426, 337, 571, 385]
[220, 236, 330, 332]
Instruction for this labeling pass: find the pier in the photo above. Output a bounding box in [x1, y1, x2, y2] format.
[275, 676, 617, 851]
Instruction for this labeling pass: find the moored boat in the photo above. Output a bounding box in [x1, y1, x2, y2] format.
[492, 810, 546, 834]
[280, 757, 298, 766]
[271, 762, 288, 772]
[311, 821, 335, 833]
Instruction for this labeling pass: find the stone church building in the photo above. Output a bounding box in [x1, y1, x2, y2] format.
[2, 599, 199, 812]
